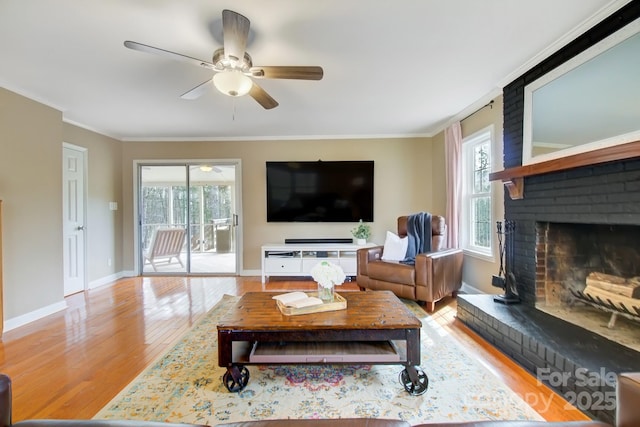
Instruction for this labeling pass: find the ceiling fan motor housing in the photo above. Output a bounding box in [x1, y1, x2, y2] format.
[212, 48, 253, 73]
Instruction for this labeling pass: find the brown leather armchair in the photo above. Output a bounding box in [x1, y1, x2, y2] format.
[356, 215, 463, 312]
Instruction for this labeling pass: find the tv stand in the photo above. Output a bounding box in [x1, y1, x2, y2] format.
[261, 242, 376, 283]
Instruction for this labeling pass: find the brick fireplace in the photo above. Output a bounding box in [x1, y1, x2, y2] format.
[458, 164, 640, 422]
[456, 2, 640, 424]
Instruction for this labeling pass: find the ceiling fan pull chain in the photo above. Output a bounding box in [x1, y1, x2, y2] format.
[232, 98, 237, 121]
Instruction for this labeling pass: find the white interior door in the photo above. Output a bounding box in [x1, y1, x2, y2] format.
[63, 145, 87, 295]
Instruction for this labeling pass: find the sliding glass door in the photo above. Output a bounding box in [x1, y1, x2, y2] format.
[138, 162, 238, 275]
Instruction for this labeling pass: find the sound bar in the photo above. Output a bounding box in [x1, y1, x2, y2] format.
[285, 238, 353, 244]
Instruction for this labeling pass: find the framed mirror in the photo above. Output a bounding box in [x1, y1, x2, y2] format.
[522, 18, 640, 165]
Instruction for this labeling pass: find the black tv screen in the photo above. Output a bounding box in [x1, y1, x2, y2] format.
[266, 161, 374, 222]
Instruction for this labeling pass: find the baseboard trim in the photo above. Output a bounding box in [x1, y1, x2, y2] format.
[461, 282, 485, 295]
[4, 300, 68, 332]
[89, 272, 125, 289]
[241, 269, 261, 276]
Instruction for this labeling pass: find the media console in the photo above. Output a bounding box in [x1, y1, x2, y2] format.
[261, 242, 376, 283]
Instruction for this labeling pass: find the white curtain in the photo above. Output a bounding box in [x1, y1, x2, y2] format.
[445, 122, 462, 248]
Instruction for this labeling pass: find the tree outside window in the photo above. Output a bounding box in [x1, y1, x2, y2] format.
[462, 128, 493, 256]
[141, 184, 232, 249]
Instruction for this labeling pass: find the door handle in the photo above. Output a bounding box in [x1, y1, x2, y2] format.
[76, 225, 85, 231]
[233, 214, 238, 226]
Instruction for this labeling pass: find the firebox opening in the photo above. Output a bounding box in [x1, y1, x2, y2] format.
[535, 222, 640, 352]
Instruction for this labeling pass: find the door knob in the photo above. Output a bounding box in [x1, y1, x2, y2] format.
[76, 225, 85, 231]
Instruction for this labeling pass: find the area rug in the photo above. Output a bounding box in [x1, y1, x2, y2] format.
[94, 294, 544, 425]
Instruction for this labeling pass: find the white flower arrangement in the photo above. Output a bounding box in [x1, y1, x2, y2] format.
[310, 261, 346, 289]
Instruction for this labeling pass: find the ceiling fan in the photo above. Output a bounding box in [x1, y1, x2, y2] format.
[124, 9, 323, 110]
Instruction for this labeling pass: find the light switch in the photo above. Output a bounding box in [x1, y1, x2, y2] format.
[109, 202, 118, 211]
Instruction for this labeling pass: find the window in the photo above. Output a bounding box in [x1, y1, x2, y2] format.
[462, 127, 493, 257]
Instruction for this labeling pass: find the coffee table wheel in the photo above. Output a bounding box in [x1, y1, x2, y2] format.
[399, 366, 428, 396]
[223, 365, 250, 392]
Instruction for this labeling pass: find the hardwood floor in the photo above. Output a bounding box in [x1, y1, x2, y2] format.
[0, 276, 590, 423]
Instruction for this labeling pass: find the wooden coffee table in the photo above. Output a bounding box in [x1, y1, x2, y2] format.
[217, 290, 427, 395]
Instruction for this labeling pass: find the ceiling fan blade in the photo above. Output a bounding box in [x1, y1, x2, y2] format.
[249, 66, 324, 80]
[180, 80, 212, 100]
[222, 9, 250, 62]
[124, 40, 215, 70]
[249, 82, 278, 110]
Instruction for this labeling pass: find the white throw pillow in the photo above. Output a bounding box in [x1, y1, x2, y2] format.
[381, 231, 408, 261]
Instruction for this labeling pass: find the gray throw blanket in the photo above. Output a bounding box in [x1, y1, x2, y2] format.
[401, 212, 432, 265]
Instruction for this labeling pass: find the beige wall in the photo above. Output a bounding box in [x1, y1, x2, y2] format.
[122, 137, 444, 272]
[430, 131, 447, 214]
[63, 124, 123, 277]
[459, 95, 505, 294]
[1, 88, 64, 319]
[0, 86, 447, 326]
[0, 88, 122, 324]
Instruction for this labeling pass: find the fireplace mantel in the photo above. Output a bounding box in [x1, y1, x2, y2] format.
[489, 139, 640, 200]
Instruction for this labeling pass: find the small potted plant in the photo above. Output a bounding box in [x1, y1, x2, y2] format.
[351, 220, 371, 245]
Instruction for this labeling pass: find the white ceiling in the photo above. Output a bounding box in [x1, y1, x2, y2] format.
[0, 0, 627, 141]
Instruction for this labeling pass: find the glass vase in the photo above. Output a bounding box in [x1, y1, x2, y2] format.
[317, 283, 334, 303]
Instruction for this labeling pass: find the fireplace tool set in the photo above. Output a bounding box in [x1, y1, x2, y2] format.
[492, 220, 520, 304]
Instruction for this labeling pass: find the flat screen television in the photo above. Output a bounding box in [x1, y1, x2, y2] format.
[266, 161, 374, 222]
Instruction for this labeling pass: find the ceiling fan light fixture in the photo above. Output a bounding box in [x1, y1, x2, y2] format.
[213, 70, 252, 97]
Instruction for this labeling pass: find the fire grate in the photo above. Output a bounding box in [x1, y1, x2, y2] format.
[570, 289, 640, 328]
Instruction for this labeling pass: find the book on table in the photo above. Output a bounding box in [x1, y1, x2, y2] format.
[272, 291, 323, 308]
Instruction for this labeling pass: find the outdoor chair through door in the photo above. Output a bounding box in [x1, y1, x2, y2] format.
[144, 228, 186, 271]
